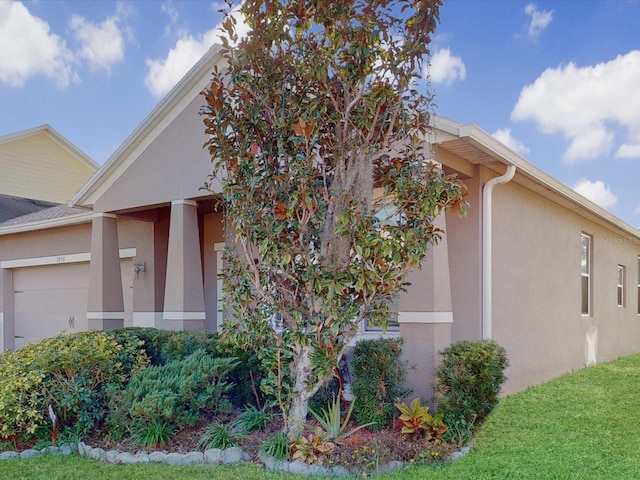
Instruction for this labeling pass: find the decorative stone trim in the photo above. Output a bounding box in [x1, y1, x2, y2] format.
[0, 440, 474, 475]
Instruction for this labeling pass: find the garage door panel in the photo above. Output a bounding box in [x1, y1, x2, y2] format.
[13, 263, 88, 290]
[13, 260, 133, 349]
[14, 288, 88, 314]
[14, 313, 88, 343]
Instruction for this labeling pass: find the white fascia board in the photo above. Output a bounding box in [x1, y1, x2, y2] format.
[444, 120, 640, 241]
[0, 212, 93, 236]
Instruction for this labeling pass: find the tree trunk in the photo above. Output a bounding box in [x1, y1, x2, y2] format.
[286, 343, 316, 437]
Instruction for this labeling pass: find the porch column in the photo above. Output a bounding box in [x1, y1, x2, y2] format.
[163, 199, 205, 330]
[399, 213, 453, 402]
[88, 213, 124, 330]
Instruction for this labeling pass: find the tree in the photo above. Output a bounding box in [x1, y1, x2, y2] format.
[201, 0, 466, 435]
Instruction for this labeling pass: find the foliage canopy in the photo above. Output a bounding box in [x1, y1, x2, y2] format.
[201, 0, 466, 433]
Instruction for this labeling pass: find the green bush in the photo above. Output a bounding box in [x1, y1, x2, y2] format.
[110, 327, 174, 365]
[106, 350, 238, 435]
[0, 331, 148, 440]
[350, 338, 409, 430]
[434, 340, 509, 429]
[111, 328, 266, 408]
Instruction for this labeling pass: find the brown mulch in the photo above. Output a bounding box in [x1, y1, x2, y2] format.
[79, 415, 458, 469]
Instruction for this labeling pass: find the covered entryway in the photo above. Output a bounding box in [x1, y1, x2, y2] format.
[12, 259, 133, 349]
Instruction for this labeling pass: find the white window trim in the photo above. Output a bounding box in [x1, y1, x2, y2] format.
[581, 234, 592, 317]
[617, 264, 625, 308]
[637, 256, 640, 315]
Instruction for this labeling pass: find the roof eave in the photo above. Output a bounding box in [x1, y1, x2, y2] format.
[0, 212, 94, 236]
[434, 116, 640, 239]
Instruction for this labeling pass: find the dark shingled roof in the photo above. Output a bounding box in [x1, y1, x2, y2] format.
[0, 194, 58, 223]
[0, 200, 90, 228]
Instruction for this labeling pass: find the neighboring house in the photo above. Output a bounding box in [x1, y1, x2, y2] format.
[0, 125, 98, 205]
[1, 45, 639, 401]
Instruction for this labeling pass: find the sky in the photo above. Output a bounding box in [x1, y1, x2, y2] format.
[1, 0, 639, 226]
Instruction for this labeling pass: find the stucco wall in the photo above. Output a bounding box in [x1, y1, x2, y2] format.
[491, 181, 640, 395]
[94, 95, 220, 213]
[446, 170, 483, 342]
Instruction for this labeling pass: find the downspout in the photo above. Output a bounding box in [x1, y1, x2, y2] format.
[482, 165, 516, 340]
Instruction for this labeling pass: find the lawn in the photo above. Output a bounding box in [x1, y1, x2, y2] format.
[4, 353, 640, 479]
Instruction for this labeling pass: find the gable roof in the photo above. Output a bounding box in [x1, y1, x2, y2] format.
[433, 116, 640, 239]
[0, 124, 99, 204]
[0, 124, 98, 172]
[72, 45, 225, 208]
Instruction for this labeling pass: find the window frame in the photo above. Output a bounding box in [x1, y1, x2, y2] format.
[617, 265, 626, 308]
[637, 257, 640, 315]
[581, 233, 592, 317]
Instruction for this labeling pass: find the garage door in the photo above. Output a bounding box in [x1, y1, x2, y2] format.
[13, 259, 133, 350]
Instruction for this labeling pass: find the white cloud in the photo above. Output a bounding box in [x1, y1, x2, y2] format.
[162, 0, 179, 24]
[0, 0, 76, 87]
[69, 15, 125, 73]
[573, 179, 618, 209]
[491, 128, 530, 155]
[524, 4, 553, 40]
[429, 48, 466, 85]
[145, 7, 250, 97]
[511, 51, 640, 162]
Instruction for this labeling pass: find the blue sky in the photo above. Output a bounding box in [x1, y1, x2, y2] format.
[1, 0, 639, 226]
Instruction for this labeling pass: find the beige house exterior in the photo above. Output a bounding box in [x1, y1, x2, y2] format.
[1, 45, 639, 401]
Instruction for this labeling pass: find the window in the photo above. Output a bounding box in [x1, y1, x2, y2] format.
[617, 265, 625, 307]
[581, 234, 591, 316]
[637, 257, 640, 315]
[365, 294, 400, 332]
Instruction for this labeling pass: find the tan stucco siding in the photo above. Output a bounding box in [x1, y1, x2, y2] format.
[94, 96, 221, 213]
[117, 217, 155, 313]
[491, 181, 640, 395]
[447, 171, 483, 342]
[0, 133, 95, 203]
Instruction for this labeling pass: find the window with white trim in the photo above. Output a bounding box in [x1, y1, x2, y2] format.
[581, 234, 591, 316]
[617, 265, 626, 307]
[364, 294, 400, 332]
[637, 257, 640, 315]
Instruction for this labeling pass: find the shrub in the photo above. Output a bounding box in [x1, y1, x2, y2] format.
[110, 328, 266, 408]
[233, 405, 273, 431]
[260, 430, 290, 460]
[308, 395, 374, 443]
[131, 419, 176, 449]
[350, 338, 409, 430]
[0, 331, 148, 440]
[110, 327, 174, 365]
[395, 398, 447, 440]
[434, 340, 509, 429]
[106, 350, 237, 435]
[198, 421, 247, 450]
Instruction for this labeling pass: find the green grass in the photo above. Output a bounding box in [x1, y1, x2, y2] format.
[4, 354, 640, 479]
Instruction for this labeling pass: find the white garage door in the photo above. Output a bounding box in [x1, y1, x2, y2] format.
[13, 263, 89, 350]
[13, 259, 133, 350]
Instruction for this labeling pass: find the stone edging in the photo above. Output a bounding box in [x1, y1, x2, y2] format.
[0, 440, 474, 476]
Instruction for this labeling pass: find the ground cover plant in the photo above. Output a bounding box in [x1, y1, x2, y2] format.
[5, 353, 640, 479]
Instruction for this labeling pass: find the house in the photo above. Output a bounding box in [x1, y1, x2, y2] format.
[1, 45, 639, 401]
[0, 124, 98, 206]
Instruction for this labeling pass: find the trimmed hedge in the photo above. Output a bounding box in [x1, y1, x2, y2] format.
[434, 339, 509, 427]
[0, 331, 148, 440]
[350, 337, 409, 430]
